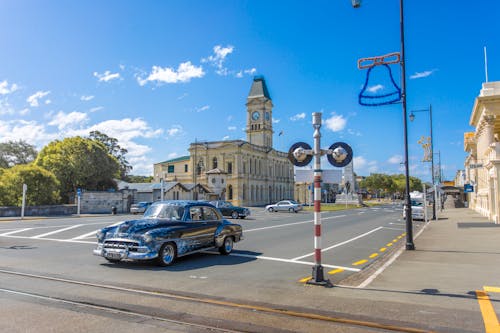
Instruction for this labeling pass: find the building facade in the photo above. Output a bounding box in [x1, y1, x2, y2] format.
[464, 81, 500, 224]
[153, 77, 294, 206]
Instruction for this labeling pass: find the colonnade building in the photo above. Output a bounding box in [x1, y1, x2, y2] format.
[153, 77, 294, 206]
[464, 81, 500, 224]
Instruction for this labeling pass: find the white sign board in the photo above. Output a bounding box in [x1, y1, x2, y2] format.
[295, 169, 342, 183]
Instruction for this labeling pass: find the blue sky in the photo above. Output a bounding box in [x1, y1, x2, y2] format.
[0, 1, 498, 181]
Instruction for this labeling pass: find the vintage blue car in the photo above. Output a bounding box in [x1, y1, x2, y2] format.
[93, 200, 243, 266]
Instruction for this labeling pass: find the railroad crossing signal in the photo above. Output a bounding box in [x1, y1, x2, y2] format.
[287, 112, 354, 287]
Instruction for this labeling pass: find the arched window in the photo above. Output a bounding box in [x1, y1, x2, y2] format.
[228, 185, 233, 200]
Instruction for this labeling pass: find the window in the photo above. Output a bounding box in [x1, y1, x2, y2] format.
[184, 164, 188, 172]
[167, 165, 174, 173]
[212, 157, 218, 169]
[227, 162, 232, 174]
[189, 207, 203, 221]
[202, 207, 220, 221]
[228, 185, 233, 200]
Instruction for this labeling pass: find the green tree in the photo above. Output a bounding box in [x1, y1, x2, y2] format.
[89, 130, 132, 179]
[124, 175, 153, 183]
[0, 164, 60, 206]
[0, 140, 38, 168]
[35, 137, 120, 202]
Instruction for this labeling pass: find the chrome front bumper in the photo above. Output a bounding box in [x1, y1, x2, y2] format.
[93, 242, 158, 260]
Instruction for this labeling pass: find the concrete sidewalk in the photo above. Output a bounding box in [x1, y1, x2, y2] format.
[330, 206, 500, 332]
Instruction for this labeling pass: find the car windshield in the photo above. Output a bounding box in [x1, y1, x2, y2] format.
[144, 204, 184, 220]
[411, 200, 423, 207]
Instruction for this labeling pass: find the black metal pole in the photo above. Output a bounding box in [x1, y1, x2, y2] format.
[429, 105, 436, 220]
[400, 0, 415, 250]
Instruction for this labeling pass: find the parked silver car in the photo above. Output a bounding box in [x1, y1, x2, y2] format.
[265, 200, 303, 213]
[130, 202, 152, 214]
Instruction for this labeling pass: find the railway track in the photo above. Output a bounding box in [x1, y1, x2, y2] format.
[0, 268, 435, 333]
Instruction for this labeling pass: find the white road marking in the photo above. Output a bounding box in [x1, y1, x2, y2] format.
[0, 228, 32, 236]
[217, 252, 360, 272]
[291, 227, 384, 261]
[0, 234, 94, 244]
[72, 230, 99, 240]
[32, 225, 83, 239]
[245, 215, 346, 233]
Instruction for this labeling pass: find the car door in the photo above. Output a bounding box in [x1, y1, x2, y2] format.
[199, 206, 222, 246]
[180, 206, 212, 250]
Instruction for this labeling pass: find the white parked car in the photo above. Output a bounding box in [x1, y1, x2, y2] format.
[265, 200, 303, 213]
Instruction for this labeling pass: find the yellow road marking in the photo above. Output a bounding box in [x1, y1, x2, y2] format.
[379, 247, 387, 252]
[328, 268, 344, 275]
[369, 253, 378, 259]
[476, 290, 500, 333]
[353, 259, 368, 266]
[484, 286, 500, 293]
[299, 276, 311, 283]
[397, 235, 403, 239]
[387, 242, 393, 247]
[402, 232, 406, 236]
[392, 239, 398, 243]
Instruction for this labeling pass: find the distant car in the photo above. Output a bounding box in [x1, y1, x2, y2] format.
[209, 200, 250, 219]
[265, 200, 303, 213]
[94, 200, 243, 266]
[130, 201, 152, 214]
[403, 199, 426, 220]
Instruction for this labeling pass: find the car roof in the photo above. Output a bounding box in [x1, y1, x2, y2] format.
[152, 200, 217, 208]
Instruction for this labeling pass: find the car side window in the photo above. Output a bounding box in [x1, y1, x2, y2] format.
[189, 207, 203, 221]
[202, 207, 220, 221]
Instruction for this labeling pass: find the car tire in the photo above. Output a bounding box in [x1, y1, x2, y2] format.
[157, 242, 177, 266]
[267, 207, 274, 212]
[219, 236, 234, 255]
[231, 211, 239, 219]
[289, 208, 295, 213]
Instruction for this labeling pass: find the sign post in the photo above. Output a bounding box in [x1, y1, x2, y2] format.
[77, 188, 81, 216]
[21, 184, 27, 220]
[288, 112, 353, 287]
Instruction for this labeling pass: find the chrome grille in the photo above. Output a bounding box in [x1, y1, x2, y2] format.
[103, 240, 140, 252]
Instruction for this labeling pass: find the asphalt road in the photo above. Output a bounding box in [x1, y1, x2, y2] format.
[0, 203, 432, 332]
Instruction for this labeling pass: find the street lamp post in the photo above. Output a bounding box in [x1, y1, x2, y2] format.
[353, 0, 414, 250]
[409, 105, 436, 220]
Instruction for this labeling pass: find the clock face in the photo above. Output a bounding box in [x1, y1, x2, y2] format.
[265, 111, 270, 120]
[252, 111, 260, 121]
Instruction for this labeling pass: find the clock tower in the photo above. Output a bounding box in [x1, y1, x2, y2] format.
[246, 76, 274, 148]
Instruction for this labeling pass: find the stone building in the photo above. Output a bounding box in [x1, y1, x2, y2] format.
[153, 77, 294, 206]
[464, 81, 500, 224]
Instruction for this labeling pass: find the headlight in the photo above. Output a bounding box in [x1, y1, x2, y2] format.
[142, 233, 153, 244]
[96, 230, 105, 242]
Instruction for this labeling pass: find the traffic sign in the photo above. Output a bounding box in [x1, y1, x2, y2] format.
[327, 142, 353, 167]
[464, 184, 474, 193]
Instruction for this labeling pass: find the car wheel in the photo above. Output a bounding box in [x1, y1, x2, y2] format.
[231, 211, 239, 219]
[267, 207, 274, 212]
[157, 242, 176, 266]
[289, 208, 295, 213]
[219, 236, 234, 255]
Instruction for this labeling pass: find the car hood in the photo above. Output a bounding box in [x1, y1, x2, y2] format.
[115, 218, 178, 235]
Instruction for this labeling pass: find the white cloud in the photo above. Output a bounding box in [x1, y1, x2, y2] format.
[222, 135, 230, 140]
[236, 68, 257, 78]
[347, 128, 362, 136]
[166, 125, 183, 137]
[27, 90, 50, 107]
[196, 105, 210, 112]
[324, 114, 347, 132]
[353, 156, 378, 175]
[290, 113, 306, 121]
[228, 126, 237, 131]
[48, 111, 89, 130]
[0, 80, 19, 95]
[138, 62, 205, 86]
[367, 84, 384, 93]
[0, 100, 15, 115]
[272, 118, 280, 124]
[202, 45, 234, 76]
[81, 95, 94, 101]
[177, 93, 188, 100]
[89, 106, 104, 113]
[388, 155, 403, 164]
[0, 119, 57, 146]
[410, 70, 435, 79]
[93, 70, 121, 82]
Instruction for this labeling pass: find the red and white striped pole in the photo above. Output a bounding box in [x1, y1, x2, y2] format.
[308, 112, 330, 286]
